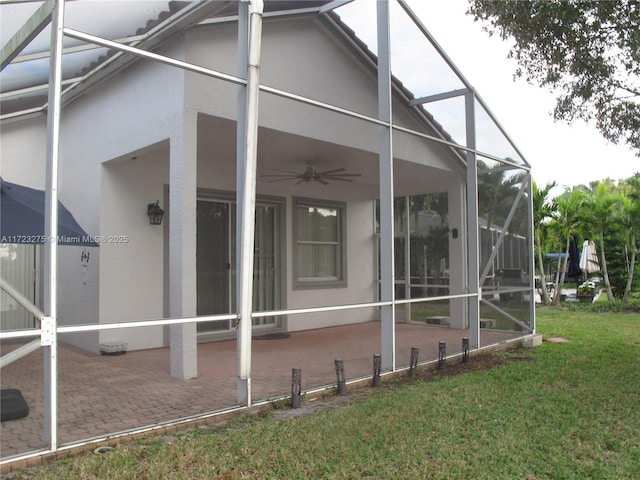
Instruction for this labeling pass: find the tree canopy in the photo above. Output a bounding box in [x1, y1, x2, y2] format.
[468, 0, 640, 156]
[536, 174, 640, 303]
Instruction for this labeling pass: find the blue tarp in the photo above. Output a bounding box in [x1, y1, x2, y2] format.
[545, 253, 567, 260]
[0, 178, 98, 246]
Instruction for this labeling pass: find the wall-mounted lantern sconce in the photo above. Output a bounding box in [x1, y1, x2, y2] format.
[147, 201, 165, 225]
[450, 228, 458, 239]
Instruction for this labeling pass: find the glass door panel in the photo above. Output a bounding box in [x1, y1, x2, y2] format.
[196, 200, 231, 332]
[197, 200, 279, 334]
[253, 206, 277, 327]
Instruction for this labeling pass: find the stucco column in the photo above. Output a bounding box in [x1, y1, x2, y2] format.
[447, 178, 467, 329]
[465, 92, 480, 349]
[169, 112, 198, 380]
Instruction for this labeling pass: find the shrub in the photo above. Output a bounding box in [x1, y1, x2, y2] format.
[577, 282, 595, 296]
[561, 298, 640, 314]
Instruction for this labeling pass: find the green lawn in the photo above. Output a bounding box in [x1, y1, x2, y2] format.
[16, 309, 640, 479]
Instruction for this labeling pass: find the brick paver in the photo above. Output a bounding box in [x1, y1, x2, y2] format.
[1, 322, 521, 459]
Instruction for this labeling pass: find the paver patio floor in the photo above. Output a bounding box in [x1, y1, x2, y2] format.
[1, 322, 522, 460]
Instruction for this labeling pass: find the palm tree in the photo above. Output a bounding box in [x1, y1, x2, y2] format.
[583, 181, 619, 301]
[532, 181, 557, 305]
[620, 175, 640, 302]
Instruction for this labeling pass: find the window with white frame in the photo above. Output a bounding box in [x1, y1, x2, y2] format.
[294, 198, 346, 288]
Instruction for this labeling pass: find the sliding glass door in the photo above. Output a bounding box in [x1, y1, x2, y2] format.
[196, 199, 280, 334]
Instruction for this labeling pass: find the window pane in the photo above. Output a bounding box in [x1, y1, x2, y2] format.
[297, 244, 314, 277]
[296, 202, 342, 282]
[297, 206, 314, 241]
[297, 244, 337, 278]
[315, 244, 337, 277]
[297, 206, 337, 242]
[315, 208, 338, 242]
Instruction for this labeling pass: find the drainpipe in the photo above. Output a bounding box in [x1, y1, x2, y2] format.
[237, 0, 263, 406]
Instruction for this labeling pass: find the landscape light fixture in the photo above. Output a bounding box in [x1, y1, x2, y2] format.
[372, 353, 381, 387]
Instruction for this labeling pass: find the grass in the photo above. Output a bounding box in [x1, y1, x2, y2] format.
[14, 310, 640, 479]
[405, 298, 532, 330]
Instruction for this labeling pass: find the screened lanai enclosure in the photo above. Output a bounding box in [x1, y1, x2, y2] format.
[0, 0, 535, 463]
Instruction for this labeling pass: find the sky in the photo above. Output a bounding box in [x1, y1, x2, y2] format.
[338, 0, 639, 195]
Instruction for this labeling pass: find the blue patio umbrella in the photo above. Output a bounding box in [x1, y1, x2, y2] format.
[0, 178, 98, 246]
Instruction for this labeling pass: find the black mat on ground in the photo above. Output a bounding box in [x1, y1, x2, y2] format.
[253, 332, 291, 340]
[1, 389, 29, 422]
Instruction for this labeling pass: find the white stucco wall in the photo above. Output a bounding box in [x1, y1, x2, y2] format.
[57, 245, 100, 352]
[446, 178, 468, 329]
[196, 156, 378, 330]
[0, 117, 47, 188]
[1, 14, 467, 352]
[285, 198, 378, 331]
[0, 40, 188, 351]
[98, 152, 169, 349]
[185, 16, 459, 334]
[185, 17, 457, 171]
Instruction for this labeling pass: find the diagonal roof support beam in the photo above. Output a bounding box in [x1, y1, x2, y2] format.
[319, 0, 353, 13]
[0, 278, 46, 323]
[479, 174, 530, 285]
[1, 0, 54, 71]
[410, 88, 469, 106]
[481, 297, 532, 332]
[63, 28, 245, 86]
[478, 164, 519, 175]
[10, 33, 144, 64]
[1, 76, 82, 99]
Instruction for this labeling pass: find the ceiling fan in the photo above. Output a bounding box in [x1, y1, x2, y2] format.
[261, 161, 361, 185]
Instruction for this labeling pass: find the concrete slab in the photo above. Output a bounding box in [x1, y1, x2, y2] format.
[545, 337, 571, 343]
[522, 333, 543, 348]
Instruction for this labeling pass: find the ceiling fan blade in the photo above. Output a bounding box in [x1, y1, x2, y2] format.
[266, 177, 301, 183]
[261, 174, 301, 178]
[325, 177, 355, 182]
[262, 165, 361, 186]
[316, 168, 346, 175]
[274, 168, 304, 175]
[324, 173, 361, 178]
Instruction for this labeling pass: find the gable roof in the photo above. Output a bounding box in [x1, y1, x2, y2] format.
[2, 1, 461, 161]
[1, 1, 530, 171]
[1, 1, 336, 118]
